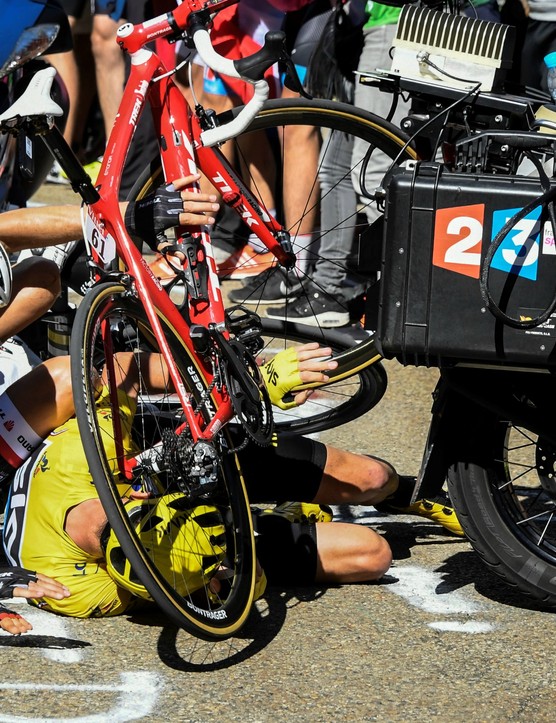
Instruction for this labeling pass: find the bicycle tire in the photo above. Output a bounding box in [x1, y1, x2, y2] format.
[70, 280, 257, 640]
[447, 412, 556, 608]
[128, 98, 413, 433]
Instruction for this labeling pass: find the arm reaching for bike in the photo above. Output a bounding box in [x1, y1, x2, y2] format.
[260, 342, 338, 409]
[0, 174, 219, 253]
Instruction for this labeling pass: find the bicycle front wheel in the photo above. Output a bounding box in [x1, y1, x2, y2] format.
[70, 281, 257, 640]
[218, 98, 415, 328]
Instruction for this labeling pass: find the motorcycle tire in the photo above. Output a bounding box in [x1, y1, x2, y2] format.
[447, 411, 556, 608]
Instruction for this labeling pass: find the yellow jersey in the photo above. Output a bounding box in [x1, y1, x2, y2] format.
[2, 389, 137, 618]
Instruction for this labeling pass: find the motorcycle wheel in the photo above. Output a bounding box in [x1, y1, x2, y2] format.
[447, 413, 556, 607]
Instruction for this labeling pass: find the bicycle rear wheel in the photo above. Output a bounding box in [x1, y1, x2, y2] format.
[70, 280, 257, 640]
[129, 98, 413, 433]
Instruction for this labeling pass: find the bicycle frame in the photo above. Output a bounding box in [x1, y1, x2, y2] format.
[82, 0, 294, 480]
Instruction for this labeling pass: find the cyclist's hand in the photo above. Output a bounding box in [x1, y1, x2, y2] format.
[0, 603, 33, 635]
[172, 175, 220, 227]
[0, 567, 71, 601]
[123, 173, 219, 251]
[260, 343, 338, 409]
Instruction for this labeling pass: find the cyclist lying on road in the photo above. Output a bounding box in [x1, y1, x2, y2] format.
[0, 348, 462, 621]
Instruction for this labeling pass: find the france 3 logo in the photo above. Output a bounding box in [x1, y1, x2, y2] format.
[432, 203, 556, 281]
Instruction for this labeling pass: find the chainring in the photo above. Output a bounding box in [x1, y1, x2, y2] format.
[223, 338, 273, 446]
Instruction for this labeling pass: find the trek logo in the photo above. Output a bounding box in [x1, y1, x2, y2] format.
[433, 204, 543, 281]
[3, 420, 13, 432]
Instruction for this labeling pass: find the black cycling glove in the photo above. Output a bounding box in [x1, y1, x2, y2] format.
[124, 183, 183, 252]
[0, 566, 38, 599]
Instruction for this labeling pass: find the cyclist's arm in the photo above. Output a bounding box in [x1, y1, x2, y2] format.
[0, 175, 218, 253]
[0, 204, 81, 251]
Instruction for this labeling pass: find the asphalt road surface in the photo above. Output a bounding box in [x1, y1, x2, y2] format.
[1, 184, 554, 722]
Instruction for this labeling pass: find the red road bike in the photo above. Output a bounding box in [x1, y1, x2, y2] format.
[0, 0, 402, 638]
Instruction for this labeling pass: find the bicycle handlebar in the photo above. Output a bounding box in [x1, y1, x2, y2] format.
[192, 27, 277, 147]
[117, 1, 288, 148]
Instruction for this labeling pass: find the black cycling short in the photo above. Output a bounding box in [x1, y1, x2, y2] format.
[255, 512, 319, 585]
[237, 433, 327, 504]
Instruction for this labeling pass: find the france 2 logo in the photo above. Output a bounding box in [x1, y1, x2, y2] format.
[433, 203, 542, 281]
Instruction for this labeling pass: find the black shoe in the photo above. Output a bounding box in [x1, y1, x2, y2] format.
[266, 282, 350, 327]
[228, 267, 302, 305]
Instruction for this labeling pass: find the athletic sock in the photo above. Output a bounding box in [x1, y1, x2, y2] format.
[290, 233, 316, 276]
[381, 474, 417, 508]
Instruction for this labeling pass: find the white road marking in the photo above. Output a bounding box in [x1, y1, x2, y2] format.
[387, 565, 495, 633]
[429, 621, 495, 633]
[0, 672, 163, 723]
[388, 565, 483, 615]
[332, 507, 496, 633]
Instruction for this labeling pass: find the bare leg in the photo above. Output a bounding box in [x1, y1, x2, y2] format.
[193, 82, 276, 208]
[91, 13, 125, 139]
[313, 446, 398, 507]
[4, 356, 73, 437]
[315, 522, 392, 582]
[0, 258, 60, 342]
[280, 85, 320, 237]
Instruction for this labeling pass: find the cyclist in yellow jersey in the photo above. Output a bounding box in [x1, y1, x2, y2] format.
[0, 175, 220, 629]
[4, 386, 139, 618]
[1, 344, 463, 620]
[2, 349, 392, 618]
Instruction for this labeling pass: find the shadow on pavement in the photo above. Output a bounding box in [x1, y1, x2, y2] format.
[128, 586, 328, 671]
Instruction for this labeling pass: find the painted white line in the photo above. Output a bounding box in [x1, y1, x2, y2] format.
[385, 564, 496, 633]
[0, 672, 163, 723]
[429, 621, 495, 633]
[388, 565, 484, 615]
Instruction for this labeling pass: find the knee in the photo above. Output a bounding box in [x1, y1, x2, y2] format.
[42, 355, 71, 387]
[315, 523, 392, 584]
[39, 258, 61, 296]
[356, 456, 398, 504]
[354, 528, 392, 581]
[91, 19, 117, 55]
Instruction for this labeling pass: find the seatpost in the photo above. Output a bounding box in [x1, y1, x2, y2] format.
[38, 124, 100, 204]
